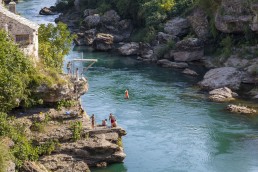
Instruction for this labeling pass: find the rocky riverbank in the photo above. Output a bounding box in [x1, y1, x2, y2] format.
[38, 0, 258, 117]
[6, 75, 126, 172]
[49, 0, 258, 102]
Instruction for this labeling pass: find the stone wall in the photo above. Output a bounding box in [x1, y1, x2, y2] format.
[0, 6, 39, 61]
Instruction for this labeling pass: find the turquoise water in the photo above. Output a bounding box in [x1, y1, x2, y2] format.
[17, 1, 258, 172]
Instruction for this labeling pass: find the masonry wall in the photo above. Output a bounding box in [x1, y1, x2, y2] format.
[0, 10, 39, 61]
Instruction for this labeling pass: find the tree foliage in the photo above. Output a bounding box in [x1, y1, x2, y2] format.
[39, 22, 76, 72]
[0, 30, 37, 112]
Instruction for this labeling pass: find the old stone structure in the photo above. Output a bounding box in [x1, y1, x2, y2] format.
[0, 2, 39, 61]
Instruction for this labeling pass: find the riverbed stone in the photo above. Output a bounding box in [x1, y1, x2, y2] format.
[118, 42, 139, 56]
[209, 87, 236, 102]
[199, 67, 242, 90]
[84, 14, 101, 29]
[92, 33, 114, 51]
[182, 68, 198, 76]
[227, 104, 257, 114]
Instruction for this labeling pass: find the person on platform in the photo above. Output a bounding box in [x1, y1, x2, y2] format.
[109, 113, 117, 128]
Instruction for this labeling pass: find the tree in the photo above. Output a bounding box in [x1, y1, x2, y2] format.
[38, 22, 76, 72]
[0, 30, 36, 112]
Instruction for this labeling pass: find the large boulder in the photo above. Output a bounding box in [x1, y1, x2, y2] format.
[224, 55, 250, 69]
[175, 38, 204, 51]
[173, 38, 204, 62]
[157, 32, 179, 44]
[84, 29, 97, 45]
[138, 43, 154, 61]
[40, 154, 90, 172]
[39, 7, 57, 15]
[118, 42, 139, 56]
[249, 88, 258, 99]
[227, 104, 257, 114]
[187, 8, 209, 40]
[101, 10, 121, 25]
[84, 14, 101, 28]
[92, 33, 114, 51]
[173, 51, 204, 62]
[34, 76, 88, 103]
[182, 68, 198, 76]
[164, 17, 190, 37]
[83, 9, 98, 17]
[199, 67, 243, 90]
[215, 0, 253, 33]
[209, 87, 237, 102]
[21, 161, 48, 172]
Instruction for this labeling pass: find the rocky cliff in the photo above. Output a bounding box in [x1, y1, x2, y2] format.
[6, 76, 126, 172]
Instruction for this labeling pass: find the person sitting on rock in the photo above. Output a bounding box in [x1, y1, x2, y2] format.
[109, 113, 117, 128]
[102, 119, 107, 127]
[90, 114, 95, 129]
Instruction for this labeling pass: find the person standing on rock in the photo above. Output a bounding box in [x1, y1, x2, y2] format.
[76, 68, 79, 81]
[67, 61, 71, 75]
[109, 113, 117, 128]
[90, 114, 95, 129]
[125, 89, 129, 99]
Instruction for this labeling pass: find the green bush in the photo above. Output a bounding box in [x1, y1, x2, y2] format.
[38, 139, 60, 155]
[0, 30, 41, 112]
[57, 99, 77, 111]
[39, 22, 76, 73]
[70, 121, 83, 141]
[0, 113, 59, 168]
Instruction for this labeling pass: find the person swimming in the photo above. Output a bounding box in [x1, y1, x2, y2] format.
[125, 89, 129, 99]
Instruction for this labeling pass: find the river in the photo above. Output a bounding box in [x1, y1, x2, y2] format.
[17, 1, 258, 172]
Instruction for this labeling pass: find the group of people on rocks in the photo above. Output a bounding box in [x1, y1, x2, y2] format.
[90, 113, 117, 129]
[68, 60, 130, 130]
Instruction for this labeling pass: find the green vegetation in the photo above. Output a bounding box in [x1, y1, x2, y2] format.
[39, 22, 76, 73]
[0, 30, 41, 112]
[30, 113, 50, 132]
[79, 0, 193, 43]
[116, 137, 123, 147]
[57, 99, 77, 111]
[0, 113, 59, 168]
[70, 121, 83, 141]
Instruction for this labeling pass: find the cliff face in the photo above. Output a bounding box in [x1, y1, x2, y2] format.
[14, 103, 126, 171]
[33, 76, 89, 103]
[215, 0, 258, 33]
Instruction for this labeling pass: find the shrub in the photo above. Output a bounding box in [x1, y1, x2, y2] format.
[0, 30, 40, 112]
[38, 139, 60, 155]
[70, 121, 83, 141]
[39, 22, 76, 73]
[57, 99, 77, 111]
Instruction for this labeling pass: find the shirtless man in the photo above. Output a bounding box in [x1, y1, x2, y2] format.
[109, 113, 117, 128]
